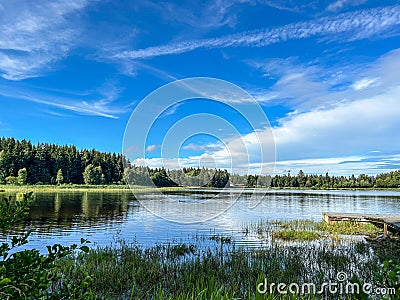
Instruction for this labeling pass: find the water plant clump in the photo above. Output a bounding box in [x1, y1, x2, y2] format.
[272, 229, 322, 241]
[243, 219, 382, 241]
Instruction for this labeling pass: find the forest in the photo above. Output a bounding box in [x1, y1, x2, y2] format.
[0, 137, 399, 189]
[231, 170, 400, 189]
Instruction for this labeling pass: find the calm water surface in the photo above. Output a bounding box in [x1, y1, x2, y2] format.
[2, 189, 400, 252]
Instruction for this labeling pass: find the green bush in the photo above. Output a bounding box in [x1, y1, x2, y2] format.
[374, 260, 400, 299]
[0, 192, 93, 299]
[5, 176, 18, 185]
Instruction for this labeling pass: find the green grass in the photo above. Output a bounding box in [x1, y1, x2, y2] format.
[244, 219, 382, 241]
[318, 220, 382, 236]
[268, 186, 400, 192]
[2, 184, 400, 194]
[0, 184, 185, 194]
[272, 229, 321, 241]
[53, 236, 400, 300]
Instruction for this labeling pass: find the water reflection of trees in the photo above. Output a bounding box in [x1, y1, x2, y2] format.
[14, 192, 141, 233]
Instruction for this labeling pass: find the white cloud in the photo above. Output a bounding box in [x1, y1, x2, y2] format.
[133, 48, 400, 175]
[351, 77, 379, 90]
[15, 95, 120, 119]
[159, 102, 183, 117]
[140, 0, 239, 29]
[133, 156, 218, 170]
[326, 0, 367, 12]
[0, 0, 91, 80]
[240, 50, 400, 173]
[115, 5, 400, 60]
[248, 48, 400, 112]
[181, 143, 224, 152]
[145, 145, 160, 152]
[273, 87, 400, 160]
[273, 154, 399, 176]
[134, 152, 400, 176]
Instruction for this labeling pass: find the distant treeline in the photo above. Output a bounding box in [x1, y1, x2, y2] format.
[231, 170, 400, 189]
[0, 137, 399, 188]
[0, 137, 230, 187]
[0, 137, 126, 184]
[124, 166, 230, 188]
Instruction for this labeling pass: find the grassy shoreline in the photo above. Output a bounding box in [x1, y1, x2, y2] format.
[0, 184, 185, 193]
[1, 184, 399, 194]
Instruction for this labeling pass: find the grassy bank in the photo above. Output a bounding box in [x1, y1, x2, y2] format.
[0, 184, 185, 194]
[1, 184, 400, 194]
[267, 186, 400, 192]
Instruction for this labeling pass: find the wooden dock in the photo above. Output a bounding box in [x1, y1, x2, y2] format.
[322, 212, 400, 237]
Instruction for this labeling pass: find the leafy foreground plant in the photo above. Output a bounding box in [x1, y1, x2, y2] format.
[0, 192, 92, 300]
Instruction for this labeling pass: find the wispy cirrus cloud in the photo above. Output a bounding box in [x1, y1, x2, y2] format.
[115, 5, 400, 60]
[326, 0, 367, 12]
[181, 143, 224, 152]
[0, 120, 10, 131]
[0, 0, 91, 80]
[5, 94, 120, 119]
[0, 80, 127, 118]
[249, 47, 400, 110]
[351, 77, 379, 90]
[135, 0, 238, 29]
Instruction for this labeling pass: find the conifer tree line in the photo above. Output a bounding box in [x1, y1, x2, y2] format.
[0, 137, 399, 188]
[230, 170, 400, 189]
[0, 137, 126, 184]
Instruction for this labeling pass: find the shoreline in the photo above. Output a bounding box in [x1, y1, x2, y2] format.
[0, 184, 399, 194]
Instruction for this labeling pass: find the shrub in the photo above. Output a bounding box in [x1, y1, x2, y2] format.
[0, 192, 93, 299]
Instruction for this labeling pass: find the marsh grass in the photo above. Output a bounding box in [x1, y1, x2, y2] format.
[54, 236, 385, 300]
[272, 229, 322, 241]
[369, 238, 400, 265]
[244, 219, 382, 242]
[319, 220, 382, 236]
[51, 218, 400, 299]
[209, 235, 233, 244]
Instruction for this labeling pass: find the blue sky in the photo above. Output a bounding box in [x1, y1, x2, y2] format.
[0, 0, 400, 176]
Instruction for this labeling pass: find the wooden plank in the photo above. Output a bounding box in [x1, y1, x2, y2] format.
[322, 212, 400, 235]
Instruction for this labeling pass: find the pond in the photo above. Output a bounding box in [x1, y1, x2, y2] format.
[1, 189, 400, 252]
